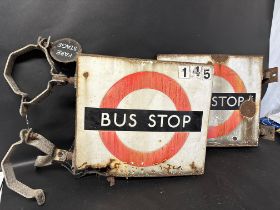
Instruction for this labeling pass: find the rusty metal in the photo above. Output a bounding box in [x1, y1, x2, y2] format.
[211, 54, 229, 64]
[157, 54, 263, 147]
[3, 36, 74, 117]
[1, 129, 47, 205]
[1, 36, 77, 205]
[262, 67, 278, 84]
[259, 124, 275, 141]
[0, 128, 73, 205]
[74, 54, 214, 177]
[240, 97, 256, 118]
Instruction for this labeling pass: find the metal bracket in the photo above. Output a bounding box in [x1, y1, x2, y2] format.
[3, 36, 70, 117]
[0, 129, 72, 205]
[259, 124, 275, 141]
[262, 67, 278, 85]
[1, 36, 77, 205]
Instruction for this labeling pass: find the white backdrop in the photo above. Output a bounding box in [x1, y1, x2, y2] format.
[261, 0, 280, 118]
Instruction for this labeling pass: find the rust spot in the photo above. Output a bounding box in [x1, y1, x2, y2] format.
[174, 165, 182, 170]
[164, 164, 172, 174]
[109, 159, 121, 170]
[76, 159, 123, 177]
[79, 159, 118, 172]
[77, 162, 88, 169]
[28, 131, 40, 140]
[113, 162, 121, 169]
[57, 151, 63, 157]
[161, 164, 182, 174]
[211, 54, 229, 64]
[240, 98, 256, 118]
[190, 161, 197, 171]
[83, 72, 89, 79]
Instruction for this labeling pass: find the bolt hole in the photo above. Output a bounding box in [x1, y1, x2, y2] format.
[232, 136, 238, 141]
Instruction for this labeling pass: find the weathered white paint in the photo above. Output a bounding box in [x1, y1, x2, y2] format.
[157, 54, 263, 147]
[74, 54, 213, 176]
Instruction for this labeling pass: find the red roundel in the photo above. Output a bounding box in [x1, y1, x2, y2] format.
[100, 71, 191, 167]
[207, 64, 246, 139]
